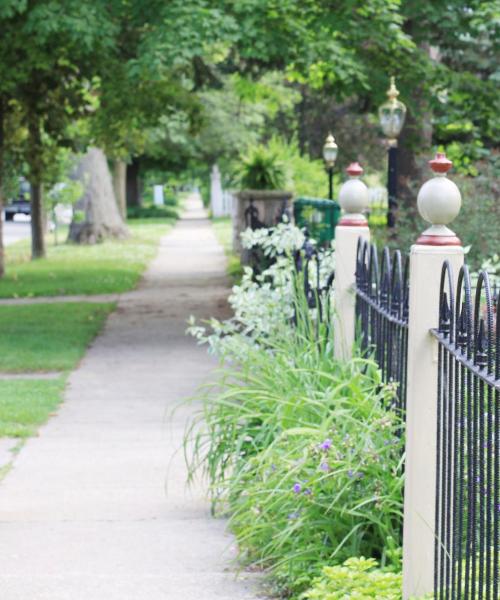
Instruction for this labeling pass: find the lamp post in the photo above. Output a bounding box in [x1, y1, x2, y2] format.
[378, 77, 406, 227]
[322, 133, 338, 200]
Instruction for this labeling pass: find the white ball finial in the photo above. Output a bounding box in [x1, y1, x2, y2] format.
[416, 153, 462, 246]
[338, 162, 369, 226]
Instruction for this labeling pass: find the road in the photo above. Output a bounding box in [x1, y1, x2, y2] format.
[3, 218, 31, 247]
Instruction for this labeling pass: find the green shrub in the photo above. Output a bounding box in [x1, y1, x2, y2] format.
[127, 203, 178, 220]
[227, 362, 404, 594]
[186, 225, 404, 597]
[238, 144, 288, 190]
[302, 557, 402, 600]
[268, 136, 332, 199]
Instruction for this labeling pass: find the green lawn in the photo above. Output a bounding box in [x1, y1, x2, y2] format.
[0, 378, 66, 438]
[1, 219, 175, 298]
[211, 217, 243, 281]
[0, 302, 114, 372]
[0, 302, 113, 441]
[0, 219, 173, 445]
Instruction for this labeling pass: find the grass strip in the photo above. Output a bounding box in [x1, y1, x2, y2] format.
[0, 302, 114, 372]
[0, 218, 175, 298]
[211, 217, 243, 282]
[0, 377, 66, 438]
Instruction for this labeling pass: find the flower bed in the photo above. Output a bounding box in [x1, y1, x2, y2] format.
[186, 222, 408, 598]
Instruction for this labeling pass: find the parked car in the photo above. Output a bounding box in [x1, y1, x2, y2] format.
[4, 196, 31, 221]
[4, 179, 31, 221]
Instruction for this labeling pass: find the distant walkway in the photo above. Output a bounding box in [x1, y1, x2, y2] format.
[0, 196, 260, 599]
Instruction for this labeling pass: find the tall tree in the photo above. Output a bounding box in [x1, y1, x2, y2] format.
[89, 0, 232, 212]
[0, 1, 115, 258]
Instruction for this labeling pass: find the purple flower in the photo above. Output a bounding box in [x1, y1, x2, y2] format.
[293, 483, 302, 494]
[320, 461, 330, 472]
[348, 469, 354, 478]
[304, 488, 312, 496]
[320, 439, 332, 451]
[288, 511, 300, 520]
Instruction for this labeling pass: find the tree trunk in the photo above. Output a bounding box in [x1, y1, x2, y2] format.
[68, 147, 128, 244]
[126, 157, 141, 207]
[27, 117, 46, 259]
[112, 159, 127, 219]
[30, 182, 46, 258]
[0, 98, 5, 277]
[396, 36, 434, 215]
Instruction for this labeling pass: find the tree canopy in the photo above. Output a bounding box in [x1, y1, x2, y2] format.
[0, 0, 497, 264]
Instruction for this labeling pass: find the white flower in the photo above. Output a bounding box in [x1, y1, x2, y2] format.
[187, 220, 335, 359]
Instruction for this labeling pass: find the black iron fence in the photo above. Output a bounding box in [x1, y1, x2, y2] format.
[432, 263, 499, 600]
[293, 238, 335, 323]
[354, 239, 409, 417]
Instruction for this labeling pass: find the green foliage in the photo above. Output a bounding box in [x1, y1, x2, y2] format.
[0, 303, 113, 372]
[0, 378, 66, 438]
[226, 349, 404, 593]
[196, 73, 299, 168]
[268, 137, 328, 198]
[47, 180, 82, 208]
[127, 204, 178, 220]
[186, 234, 403, 596]
[238, 144, 288, 190]
[302, 557, 402, 600]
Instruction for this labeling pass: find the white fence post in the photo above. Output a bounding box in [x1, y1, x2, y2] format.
[333, 163, 370, 361]
[402, 154, 464, 598]
[210, 164, 224, 217]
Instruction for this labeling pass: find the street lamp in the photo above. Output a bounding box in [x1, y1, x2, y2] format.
[322, 132, 338, 200]
[378, 76, 406, 227]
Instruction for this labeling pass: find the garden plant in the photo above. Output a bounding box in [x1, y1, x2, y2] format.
[186, 223, 406, 597]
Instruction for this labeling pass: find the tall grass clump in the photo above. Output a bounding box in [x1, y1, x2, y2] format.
[185, 221, 404, 597]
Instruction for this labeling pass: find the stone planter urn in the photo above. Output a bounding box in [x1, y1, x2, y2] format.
[232, 190, 293, 261]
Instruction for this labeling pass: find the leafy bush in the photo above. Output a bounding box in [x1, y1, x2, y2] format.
[189, 221, 333, 360]
[267, 137, 331, 199]
[127, 203, 178, 220]
[238, 144, 288, 190]
[186, 221, 404, 597]
[229, 380, 404, 594]
[302, 557, 402, 600]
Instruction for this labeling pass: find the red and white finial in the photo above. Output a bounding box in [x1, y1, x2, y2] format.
[346, 162, 363, 177]
[428, 152, 452, 174]
[338, 162, 369, 227]
[416, 152, 462, 246]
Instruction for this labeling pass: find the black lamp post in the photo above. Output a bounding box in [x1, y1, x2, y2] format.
[378, 77, 407, 227]
[322, 133, 338, 200]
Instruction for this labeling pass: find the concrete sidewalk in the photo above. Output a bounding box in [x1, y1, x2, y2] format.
[0, 197, 260, 599]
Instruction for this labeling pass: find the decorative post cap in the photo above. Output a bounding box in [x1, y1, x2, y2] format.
[429, 152, 452, 174]
[338, 162, 369, 227]
[346, 162, 363, 177]
[416, 152, 462, 246]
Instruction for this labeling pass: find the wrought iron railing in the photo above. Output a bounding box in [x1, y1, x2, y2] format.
[354, 239, 409, 417]
[432, 263, 499, 600]
[293, 238, 335, 323]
